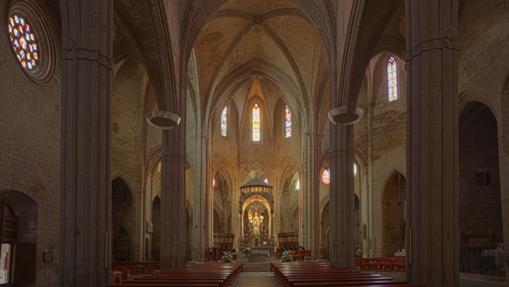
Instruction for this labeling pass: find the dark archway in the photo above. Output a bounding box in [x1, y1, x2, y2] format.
[151, 196, 161, 261]
[112, 178, 133, 262]
[113, 227, 131, 261]
[213, 171, 232, 234]
[185, 207, 192, 261]
[382, 171, 406, 257]
[213, 209, 221, 234]
[0, 191, 38, 286]
[354, 195, 361, 257]
[459, 101, 503, 274]
[320, 202, 330, 259]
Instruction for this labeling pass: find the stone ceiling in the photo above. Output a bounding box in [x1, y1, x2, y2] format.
[192, 0, 325, 119]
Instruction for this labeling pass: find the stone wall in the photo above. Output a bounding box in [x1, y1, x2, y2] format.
[0, 2, 61, 285]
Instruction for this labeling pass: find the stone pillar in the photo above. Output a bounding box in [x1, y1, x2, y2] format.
[60, 0, 113, 286]
[302, 132, 320, 257]
[329, 125, 355, 267]
[160, 127, 186, 270]
[405, 0, 459, 286]
[191, 133, 207, 261]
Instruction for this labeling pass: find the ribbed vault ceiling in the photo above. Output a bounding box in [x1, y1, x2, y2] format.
[192, 0, 325, 119]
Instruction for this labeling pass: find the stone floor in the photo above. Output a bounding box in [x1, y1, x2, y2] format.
[460, 273, 508, 287]
[236, 272, 278, 287]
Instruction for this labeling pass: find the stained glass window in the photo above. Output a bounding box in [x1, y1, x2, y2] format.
[220, 106, 228, 137]
[8, 14, 39, 71]
[284, 105, 292, 138]
[252, 104, 261, 142]
[353, 163, 358, 175]
[321, 169, 331, 185]
[295, 179, 300, 190]
[387, 56, 398, 102]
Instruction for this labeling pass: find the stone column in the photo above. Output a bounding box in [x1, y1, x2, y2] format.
[302, 132, 320, 257]
[60, 0, 113, 286]
[405, 0, 459, 286]
[191, 133, 207, 261]
[160, 127, 186, 270]
[329, 125, 355, 267]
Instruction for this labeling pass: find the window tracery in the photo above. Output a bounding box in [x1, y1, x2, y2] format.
[8, 14, 39, 71]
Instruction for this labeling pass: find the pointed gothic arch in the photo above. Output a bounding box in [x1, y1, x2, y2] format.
[382, 171, 406, 257]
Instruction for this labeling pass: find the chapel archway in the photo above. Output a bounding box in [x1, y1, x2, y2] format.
[354, 194, 361, 257]
[239, 174, 274, 248]
[112, 177, 134, 262]
[382, 171, 406, 257]
[459, 101, 503, 274]
[151, 196, 161, 261]
[320, 202, 330, 259]
[0, 191, 38, 286]
[185, 206, 192, 261]
[113, 227, 131, 262]
[279, 171, 299, 234]
[212, 171, 232, 234]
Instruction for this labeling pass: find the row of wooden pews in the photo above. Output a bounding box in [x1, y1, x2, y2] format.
[112, 262, 161, 283]
[355, 257, 406, 272]
[106, 263, 242, 287]
[271, 261, 423, 287]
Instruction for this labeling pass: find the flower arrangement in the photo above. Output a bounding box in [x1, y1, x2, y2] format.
[220, 251, 234, 263]
[281, 251, 292, 262]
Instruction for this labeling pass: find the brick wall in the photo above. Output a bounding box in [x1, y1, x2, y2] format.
[0, 4, 61, 285]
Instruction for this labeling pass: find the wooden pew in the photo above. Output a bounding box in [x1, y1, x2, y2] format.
[106, 263, 242, 287]
[271, 261, 423, 287]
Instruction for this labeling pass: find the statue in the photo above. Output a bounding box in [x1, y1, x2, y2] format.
[248, 208, 264, 239]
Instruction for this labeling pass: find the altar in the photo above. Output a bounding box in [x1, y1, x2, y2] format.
[239, 177, 275, 251]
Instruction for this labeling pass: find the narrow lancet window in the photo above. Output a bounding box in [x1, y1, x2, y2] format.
[387, 56, 398, 102]
[220, 106, 228, 137]
[285, 105, 292, 138]
[252, 104, 261, 142]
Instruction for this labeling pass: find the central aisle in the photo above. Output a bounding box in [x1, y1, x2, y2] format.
[236, 272, 278, 287]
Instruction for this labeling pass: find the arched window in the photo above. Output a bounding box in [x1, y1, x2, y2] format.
[220, 106, 228, 137]
[387, 56, 398, 102]
[284, 105, 292, 138]
[8, 14, 39, 71]
[321, 169, 331, 185]
[252, 104, 261, 142]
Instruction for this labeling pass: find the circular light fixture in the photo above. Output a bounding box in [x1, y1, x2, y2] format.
[146, 110, 181, 130]
[328, 106, 364, 125]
